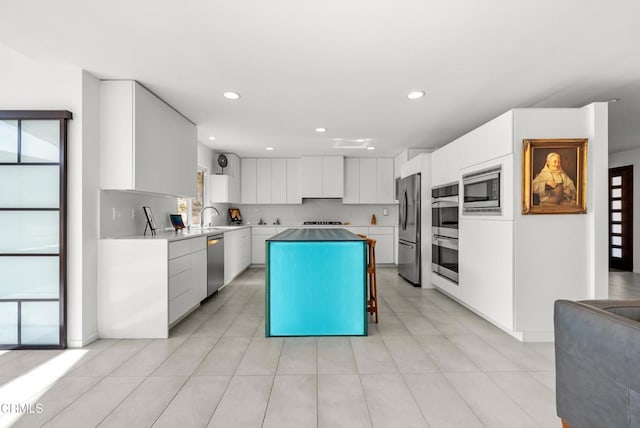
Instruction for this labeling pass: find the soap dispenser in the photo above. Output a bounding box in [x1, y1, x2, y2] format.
[371, 214, 377, 225]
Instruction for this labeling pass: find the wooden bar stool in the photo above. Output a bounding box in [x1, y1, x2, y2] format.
[358, 234, 378, 323]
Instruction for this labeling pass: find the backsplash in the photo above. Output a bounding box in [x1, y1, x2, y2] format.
[100, 190, 229, 238]
[236, 199, 398, 226]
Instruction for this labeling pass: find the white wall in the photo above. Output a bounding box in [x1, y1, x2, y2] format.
[610, 146, 640, 273]
[0, 43, 99, 347]
[237, 199, 398, 226]
[513, 104, 608, 339]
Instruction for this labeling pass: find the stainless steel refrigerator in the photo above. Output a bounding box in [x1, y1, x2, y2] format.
[398, 173, 421, 286]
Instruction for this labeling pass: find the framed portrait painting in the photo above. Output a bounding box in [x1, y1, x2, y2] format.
[522, 138, 587, 214]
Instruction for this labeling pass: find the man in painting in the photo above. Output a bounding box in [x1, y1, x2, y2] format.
[532, 152, 577, 205]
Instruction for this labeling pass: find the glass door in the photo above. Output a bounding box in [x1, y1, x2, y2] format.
[0, 111, 71, 349]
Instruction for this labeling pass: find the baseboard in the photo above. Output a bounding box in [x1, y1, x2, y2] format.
[67, 331, 99, 348]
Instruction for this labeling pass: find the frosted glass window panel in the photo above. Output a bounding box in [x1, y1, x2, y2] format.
[612, 188, 622, 198]
[612, 224, 622, 234]
[612, 201, 622, 210]
[612, 176, 622, 186]
[612, 212, 622, 222]
[21, 302, 59, 345]
[0, 257, 59, 299]
[0, 120, 18, 162]
[612, 236, 622, 246]
[612, 248, 622, 258]
[0, 166, 59, 208]
[0, 211, 59, 253]
[0, 302, 18, 345]
[21, 120, 60, 163]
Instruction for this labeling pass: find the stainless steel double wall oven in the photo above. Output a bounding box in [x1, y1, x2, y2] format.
[431, 182, 459, 283]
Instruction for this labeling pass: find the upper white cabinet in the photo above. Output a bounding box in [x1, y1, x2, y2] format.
[209, 153, 241, 203]
[241, 158, 257, 204]
[286, 158, 302, 204]
[431, 140, 459, 187]
[343, 158, 394, 204]
[241, 158, 301, 204]
[100, 80, 196, 197]
[301, 156, 344, 198]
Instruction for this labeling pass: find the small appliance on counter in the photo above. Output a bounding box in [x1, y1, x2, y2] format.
[228, 208, 242, 224]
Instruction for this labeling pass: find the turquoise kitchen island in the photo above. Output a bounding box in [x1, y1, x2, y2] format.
[265, 228, 367, 336]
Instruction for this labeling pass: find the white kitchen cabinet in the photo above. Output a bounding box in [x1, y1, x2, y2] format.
[431, 140, 459, 187]
[241, 158, 257, 204]
[286, 158, 302, 204]
[368, 226, 394, 264]
[301, 156, 343, 198]
[271, 159, 287, 204]
[98, 236, 206, 339]
[256, 158, 272, 204]
[251, 226, 277, 264]
[168, 238, 206, 325]
[343, 158, 360, 204]
[209, 153, 241, 203]
[100, 80, 196, 197]
[376, 158, 394, 203]
[343, 158, 394, 204]
[224, 227, 251, 284]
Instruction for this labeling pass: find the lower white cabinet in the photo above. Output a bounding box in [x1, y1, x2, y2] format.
[98, 236, 206, 339]
[367, 226, 394, 264]
[251, 226, 277, 264]
[224, 227, 251, 284]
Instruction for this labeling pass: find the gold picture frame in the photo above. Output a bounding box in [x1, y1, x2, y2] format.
[522, 138, 587, 214]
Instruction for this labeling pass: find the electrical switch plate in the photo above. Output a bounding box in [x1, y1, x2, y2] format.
[383, 208, 388, 216]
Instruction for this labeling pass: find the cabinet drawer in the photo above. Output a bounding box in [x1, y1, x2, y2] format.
[169, 236, 205, 259]
[370, 226, 393, 235]
[169, 254, 190, 277]
[169, 269, 191, 300]
[253, 226, 277, 236]
[348, 227, 369, 236]
[169, 289, 195, 325]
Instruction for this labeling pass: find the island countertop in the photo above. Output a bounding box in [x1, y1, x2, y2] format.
[267, 228, 364, 242]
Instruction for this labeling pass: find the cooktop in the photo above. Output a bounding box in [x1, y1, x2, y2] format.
[303, 221, 343, 225]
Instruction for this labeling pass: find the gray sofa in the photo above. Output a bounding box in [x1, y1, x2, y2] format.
[554, 299, 640, 428]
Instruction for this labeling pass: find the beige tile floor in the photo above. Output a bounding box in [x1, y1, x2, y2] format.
[2, 268, 639, 427]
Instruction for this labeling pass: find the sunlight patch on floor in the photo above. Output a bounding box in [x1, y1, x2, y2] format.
[0, 350, 87, 427]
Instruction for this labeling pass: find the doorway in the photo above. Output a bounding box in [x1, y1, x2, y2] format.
[609, 165, 633, 271]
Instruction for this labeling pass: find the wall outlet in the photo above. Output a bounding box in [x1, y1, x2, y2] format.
[383, 208, 388, 216]
[112, 208, 121, 220]
[131, 208, 136, 219]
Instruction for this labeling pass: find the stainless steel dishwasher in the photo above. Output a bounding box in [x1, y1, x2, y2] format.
[207, 233, 225, 297]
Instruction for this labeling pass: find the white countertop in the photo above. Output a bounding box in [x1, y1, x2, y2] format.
[103, 223, 396, 241]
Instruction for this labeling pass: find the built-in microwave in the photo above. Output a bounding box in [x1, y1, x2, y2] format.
[462, 166, 501, 214]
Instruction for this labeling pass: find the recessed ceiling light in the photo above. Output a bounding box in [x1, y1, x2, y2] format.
[223, 92, 240, 100]
[607, 98, 620, 103]
[407, 91, 425, 100]
[265, 147, 275, 151]
[366, 146, 376, 150]
[209, 136, 216, 141]
[315, 127, 327, 133]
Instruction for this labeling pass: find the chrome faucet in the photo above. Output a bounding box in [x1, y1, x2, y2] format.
[200, 206, 221, 228]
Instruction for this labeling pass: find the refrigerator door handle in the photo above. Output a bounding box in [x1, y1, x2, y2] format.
[403, 190, 408, 230]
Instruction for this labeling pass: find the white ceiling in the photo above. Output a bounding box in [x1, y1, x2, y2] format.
[1, 1, 639, 157]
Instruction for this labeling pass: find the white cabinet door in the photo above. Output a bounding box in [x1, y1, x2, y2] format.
[241, 158, 257, 204]
[431, 140, 459, 187]
[376, 158, 394, 203]
[343, 157, 360, 204]
[301, 157, 323, 197]
[369, 232, 394, 264]
[256, 158, 272, 204]
[359, 158, 377, 203]
[251, 227, 277, 264]
[323, 156, 344, 197]
[224, 229, 241, 284]
[180, 116, 197, 198]
[271, 158, 287, 204]
[209, 174, 229, 203]
[191, 249, 207, 301]
[100, 80, 194, 197]
[286, 158, 302, 204]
